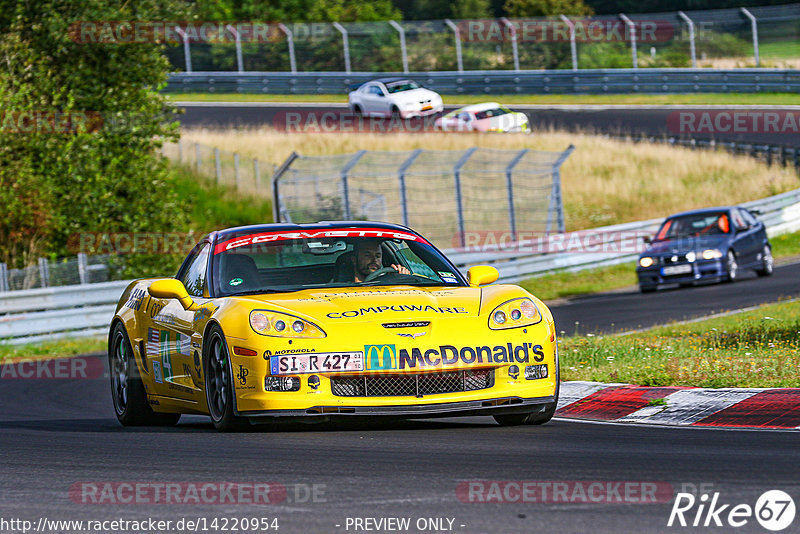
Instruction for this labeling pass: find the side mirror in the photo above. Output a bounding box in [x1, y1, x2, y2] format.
[467, 265, 499, 287]
[148, 279, 199, 311]
[643, 236, 651, 245]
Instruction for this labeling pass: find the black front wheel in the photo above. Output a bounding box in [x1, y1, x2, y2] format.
[204, 325, 248, 432]
[724, 250, 738, 283]
[756, 245, 774, 277]
[109, 322, 180, 427]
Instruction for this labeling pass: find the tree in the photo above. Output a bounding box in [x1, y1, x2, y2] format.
[451, 0, 493, 19]
[503, 0, 593, 17]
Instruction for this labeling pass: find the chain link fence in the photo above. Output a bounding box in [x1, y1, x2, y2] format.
[272, 146, 574, 248]
[162, 4, 799, 74]
[0, 254, 112, 292]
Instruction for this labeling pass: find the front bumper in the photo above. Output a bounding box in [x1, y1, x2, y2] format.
[637, 259, 727, 287]
[400, 104, 443, 119]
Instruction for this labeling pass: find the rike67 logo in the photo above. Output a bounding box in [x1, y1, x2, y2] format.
[668, 490, 795, 531]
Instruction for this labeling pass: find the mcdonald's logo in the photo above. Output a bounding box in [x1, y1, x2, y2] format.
[364, 344, 397, 370]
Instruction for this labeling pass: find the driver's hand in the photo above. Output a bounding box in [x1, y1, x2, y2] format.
[391, 264, 411, 275]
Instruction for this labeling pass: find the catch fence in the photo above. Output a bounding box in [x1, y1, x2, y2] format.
[272, 146, 574, 248]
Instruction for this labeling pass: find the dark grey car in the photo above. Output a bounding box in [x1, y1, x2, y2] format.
[636, 206, 773, 293]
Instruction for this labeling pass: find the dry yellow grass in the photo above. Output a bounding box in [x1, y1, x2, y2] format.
[179, 127, 798, 231]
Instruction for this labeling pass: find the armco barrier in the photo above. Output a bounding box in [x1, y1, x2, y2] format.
[2, 188, 799, 343]
[165, 69, 800, 95]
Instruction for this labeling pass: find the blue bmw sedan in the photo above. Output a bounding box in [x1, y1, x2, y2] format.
[636, 206, 773, 293]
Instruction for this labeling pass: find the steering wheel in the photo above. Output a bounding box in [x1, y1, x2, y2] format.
[364, 266, 397, 282]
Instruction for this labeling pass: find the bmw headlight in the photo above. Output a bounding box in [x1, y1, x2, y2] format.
[685, 251, 696, 263]
[249, 310, 326, 338]
[639, 256, 655, 268]
[489, 298, 542, 330]
[702, 249, 723, 260]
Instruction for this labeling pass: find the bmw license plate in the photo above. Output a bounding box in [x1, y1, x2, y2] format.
[270, 352, 363, 375]
[662, 264, 692, 276]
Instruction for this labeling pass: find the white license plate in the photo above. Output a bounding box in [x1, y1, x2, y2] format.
[421, 105, 432, 111]
[662, 264, 692, 276]
[269, 352, 363, 375]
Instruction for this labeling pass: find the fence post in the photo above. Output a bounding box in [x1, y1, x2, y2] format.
[677, 11, 697, 68]
[453, 148, 477, 248]
[254, 158, 261, 189]
[619, 14, 637, 69]
[234, 153, 241, 190]
[740, 8, 760, 67]
[333, 22, 352, 74]
[389, 21, 409, 74]
[559, 15, 578, 71]
[340, 150, 366, 220]
[500, 18, 520, 72]
[278, 23, 297, 73]
[397, 149, 422, 227]
[0, 263, 8, 292]
[195, 142, 201, 172]
[214, 148, 222, 184]
[444, 19, 464, 73]
[77, 253, 88, 284]
[272, 152, 299, 223]
[548, 145, 575, 235]
[38, 258, 50, 288]
[175, 26, 192, 73]
[177, 138, 183, 162]
[505, 149, 529, 242]
[226, 24, 245, 72]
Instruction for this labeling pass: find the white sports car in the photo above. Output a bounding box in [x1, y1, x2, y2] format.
[348, 78, 443, 119]
[435, 103, 531, 133]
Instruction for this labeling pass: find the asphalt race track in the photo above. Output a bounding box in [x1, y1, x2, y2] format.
[1, 366, 798, 534]
[177, 102, 799, 146]
[549, 261, 800, 336]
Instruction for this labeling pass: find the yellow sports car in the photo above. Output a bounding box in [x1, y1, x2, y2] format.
[109, 222, 559, 431]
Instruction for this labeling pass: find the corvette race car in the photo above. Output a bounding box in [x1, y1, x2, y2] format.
[109, 222, 558, 431]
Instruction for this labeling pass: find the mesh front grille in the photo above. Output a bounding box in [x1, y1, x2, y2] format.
[331, 369, 494, 397]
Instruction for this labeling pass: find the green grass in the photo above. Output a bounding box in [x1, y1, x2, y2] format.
[559, 299, 800, 387]
[166, 92, 800, 106]
[526, 228, 800, 303]
[0, 336, 105, 362]
[760, 41, 800, 60]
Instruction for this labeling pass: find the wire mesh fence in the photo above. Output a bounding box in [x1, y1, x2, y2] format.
[272, 146, 574, 248]
[161, 4, 800, 74]
[160, 139, 275, 197]
[0, 254, 112, 292]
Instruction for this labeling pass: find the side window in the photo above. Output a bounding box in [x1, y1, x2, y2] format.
[370, 85, 383, 96]
[732, 210, 748, 231]
[179, 243, 211, 297]
[740, 208, 757, 227]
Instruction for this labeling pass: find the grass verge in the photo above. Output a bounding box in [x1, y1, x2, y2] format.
[559, 299, 800, 388]
[526, 228, 800, 302]
[0, 336, 105, 362]
[167, 92, 800, 106]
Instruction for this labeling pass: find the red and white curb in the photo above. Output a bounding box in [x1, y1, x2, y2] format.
[556, 381, 800, 430]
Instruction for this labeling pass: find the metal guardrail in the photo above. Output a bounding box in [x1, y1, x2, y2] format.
[2, 187, 799, 344]
[166, 69, 800, 95]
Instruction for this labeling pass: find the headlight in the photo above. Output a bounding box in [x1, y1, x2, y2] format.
[685, 251, 696, 263]
[249, 310, 325, 338]
[639, 256, 655, 268]
[489, 298, 542, 330]
[702, 249, 723, 260]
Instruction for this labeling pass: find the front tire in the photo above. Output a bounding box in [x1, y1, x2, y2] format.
[109, 322, 180, 427]
[756, 245, 774, 277]
[204, 325, 248, 432]
[724, 250, 738, 283]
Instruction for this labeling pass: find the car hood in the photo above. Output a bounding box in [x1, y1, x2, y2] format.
[238, 286, 481, 323]
[391, 88, 439, 102]
[645, 235, 730, 255]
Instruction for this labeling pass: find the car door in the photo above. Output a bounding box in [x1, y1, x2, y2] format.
[361, 84, 387, 116]
[731, 209, 759, 266]
[147, 242, 210, 401]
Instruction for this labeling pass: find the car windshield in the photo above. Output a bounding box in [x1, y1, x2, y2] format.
[211, 228, 465, 296]
[385, 80, 420, 93]
[654, 212, 731, 241]
[474, 107, 511, 120]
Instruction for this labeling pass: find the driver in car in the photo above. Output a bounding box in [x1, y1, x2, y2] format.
[353, 240, 410, 282]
